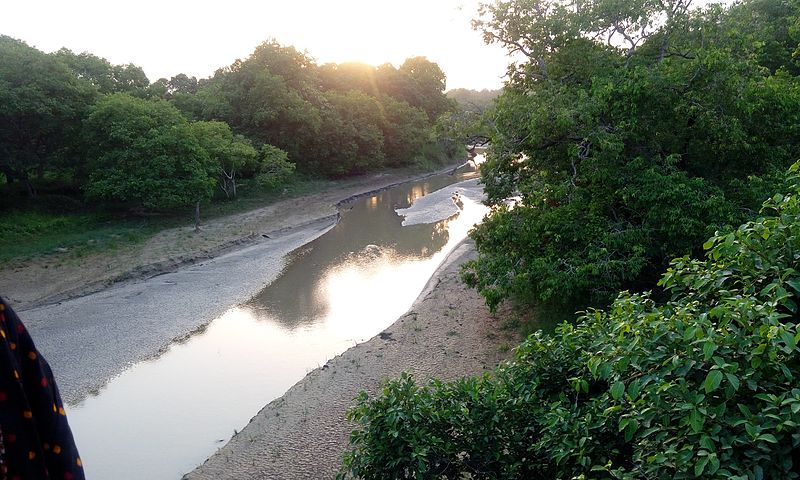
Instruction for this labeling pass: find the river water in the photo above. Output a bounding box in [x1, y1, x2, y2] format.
[66, 163, 488, 479]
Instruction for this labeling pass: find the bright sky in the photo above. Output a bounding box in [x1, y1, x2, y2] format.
[1, 0, 510, 91]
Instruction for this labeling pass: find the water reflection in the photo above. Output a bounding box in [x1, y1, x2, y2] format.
[247, 172, 470, 330]
[66, 166, 487, 480]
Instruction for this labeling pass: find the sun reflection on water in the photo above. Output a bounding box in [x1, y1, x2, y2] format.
[66, 172, 487, 480]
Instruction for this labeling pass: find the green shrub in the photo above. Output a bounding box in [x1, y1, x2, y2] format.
[340, 163, 800, 479]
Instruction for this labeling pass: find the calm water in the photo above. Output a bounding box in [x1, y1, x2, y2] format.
[66, 165, 488, 479]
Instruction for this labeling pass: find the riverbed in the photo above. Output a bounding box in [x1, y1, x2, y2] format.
[61, 164, 488, 479]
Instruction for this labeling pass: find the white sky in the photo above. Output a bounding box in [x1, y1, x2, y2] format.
[1, 0, 510, 91]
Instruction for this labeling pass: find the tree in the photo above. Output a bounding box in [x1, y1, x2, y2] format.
[54, 48, 116, 93]
[341, 162, 800, 479]
[256, 144, 295, 188]
[318, 62, 379, 95]
[397, 57, 454, 121]
[189, 121, 258, 198]
[378, 95, 431, 167]
[308, 91, 386, 176]
[0, 36, 96, 197]
[55, 48, 151, 96]
[446, 88, 501, 113]
[83, 94, 217, 223]
[463, 0, 800, 312]
[111, 64, 150, 97]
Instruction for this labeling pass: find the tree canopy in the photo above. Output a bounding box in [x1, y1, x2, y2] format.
[83, 94, 217, 211]
[463, 0, 800, 312]
[341, 163, 800, 479]
[0, 35, 458, 217]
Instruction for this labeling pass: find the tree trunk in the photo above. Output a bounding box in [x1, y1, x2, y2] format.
[22, 173, 37, 198]
[194, 200, 201, 232]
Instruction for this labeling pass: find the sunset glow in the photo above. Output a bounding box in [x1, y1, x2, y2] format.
[0, 0, 509, 90]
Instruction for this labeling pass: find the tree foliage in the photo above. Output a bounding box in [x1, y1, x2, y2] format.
[0, 36, 96, 196]
[256, 144, 295, 188]
[341, 162, 800, 479]
[189, 120, 259, 199]
[464, 0, 800, 312]
[1, 34, 456, 220]
[83, 94, 217, 210]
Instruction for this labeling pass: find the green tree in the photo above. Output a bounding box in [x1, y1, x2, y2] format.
[256, 144, 295, 188]
[0, 36, 96, 197]
[84, 94, 217, 220]
[309, 91, 386, 176]
[379, 95, 431, 167]
[341, 161, 800, 479]
[111, 63, 150, 97]
[54, 48, 116, 93]
[189, 121, 259, 198]
[463, 0, 800, 312]
[397, 56, 454, 121]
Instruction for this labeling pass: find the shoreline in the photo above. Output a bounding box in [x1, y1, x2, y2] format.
[3, 163, 464, 312]
[185, 240, 519, 479]
[14, 162, 469, 405]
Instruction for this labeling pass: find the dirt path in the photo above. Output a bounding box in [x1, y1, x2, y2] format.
[184, 240, 519, 480]
[2, 168, 456, 311]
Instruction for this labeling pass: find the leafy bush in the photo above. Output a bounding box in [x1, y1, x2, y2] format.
[340, 163, 800, 479]
[463, 0, 800, 312]
[256, 144, 295, 188]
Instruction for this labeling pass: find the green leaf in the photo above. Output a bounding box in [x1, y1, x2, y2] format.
[708, 454, 720, 475]
[758, 433, 778, 443]
[689, 409, 704, 433]
[703, 341, 718, 360]
[695, 456, 709, 476]
[704, 370, 723, 393]
[628, 379, 641, 400]
[611, 381, 625, 401]
[700, 436, 715, 452]
[781, 331, 797, 351]
[787, 278, 800, 293]
[725, 373, 740, 391]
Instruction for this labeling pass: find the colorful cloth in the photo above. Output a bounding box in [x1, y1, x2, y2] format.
[0, 298, 84, 480]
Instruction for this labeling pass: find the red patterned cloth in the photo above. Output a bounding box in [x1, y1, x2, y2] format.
[0, 298, 84, 480]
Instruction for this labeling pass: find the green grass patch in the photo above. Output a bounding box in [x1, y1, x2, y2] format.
[0, 210, 165, 263]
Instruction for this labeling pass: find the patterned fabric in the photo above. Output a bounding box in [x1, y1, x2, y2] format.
[0, 298, 84, 480]
[1, 422, 7, 480]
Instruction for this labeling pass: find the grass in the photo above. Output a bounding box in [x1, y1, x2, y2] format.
[0, 210, 166, 263]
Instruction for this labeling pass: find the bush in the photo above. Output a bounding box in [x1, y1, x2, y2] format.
[340, 163, 800, 479]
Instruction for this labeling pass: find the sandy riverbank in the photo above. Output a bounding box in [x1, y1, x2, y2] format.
[1, 166, 460, 311]
[8, 164, 469, 405]
[185, 240, 519, 480]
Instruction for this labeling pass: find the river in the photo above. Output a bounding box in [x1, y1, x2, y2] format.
[65, 163, 488, 479]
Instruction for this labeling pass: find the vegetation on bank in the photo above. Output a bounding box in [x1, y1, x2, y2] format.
[462, 0, 800, 314]
[342, 164, 800, 479]
[0, 35, 479, 261]
[341, 0, 800, 477]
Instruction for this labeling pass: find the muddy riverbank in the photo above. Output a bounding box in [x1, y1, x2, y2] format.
[1, 166, 462, 311]
[9, 165, 470, 406]
[185, 240, 519, 479]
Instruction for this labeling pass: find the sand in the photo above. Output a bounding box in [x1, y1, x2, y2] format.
[184, 240, 518, 479]
[2, 165, 518, 478]
[1, 168, 459, 311]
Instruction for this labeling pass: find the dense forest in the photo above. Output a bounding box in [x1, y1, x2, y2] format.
[341, 0, 800, 478]
[0, 37, 460, 220]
